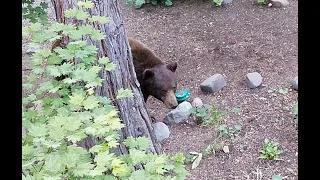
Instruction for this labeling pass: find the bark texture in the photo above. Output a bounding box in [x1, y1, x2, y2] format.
[51, 0, 162, 154]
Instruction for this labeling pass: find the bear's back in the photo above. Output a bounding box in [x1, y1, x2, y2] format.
[128, 38, 163, 71]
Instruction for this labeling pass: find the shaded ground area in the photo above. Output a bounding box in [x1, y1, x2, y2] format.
[22, 0, 298, 179]
[120, 0, 298, 179]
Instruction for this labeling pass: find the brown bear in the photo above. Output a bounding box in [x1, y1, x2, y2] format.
[128, 37, 178, 109]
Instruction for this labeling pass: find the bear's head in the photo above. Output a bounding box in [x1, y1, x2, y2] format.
[142, 62, 178, 109]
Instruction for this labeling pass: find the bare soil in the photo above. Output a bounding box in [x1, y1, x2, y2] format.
[22, 0, 298, 179]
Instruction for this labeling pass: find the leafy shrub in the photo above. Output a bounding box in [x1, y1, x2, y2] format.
[125, 0, 173, 9]
[22, 1, 189, 179]
[22, 0, 48, 24]
[190, 104, 227, 126]
[259, 139, 283, 160]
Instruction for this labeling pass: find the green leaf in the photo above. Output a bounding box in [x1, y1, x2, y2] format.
[129, 149, 147, 164]
[94, 151, 114, 167]
[89, 144, 103, 154]
[68, 30, 84, 40]
[63, 149, 80, 169]
[73, 163, 94, 177]
[22, 144, 35, 157]
[272, 175, 283, 180]
[42, 139, 61, 149]
[78, 25, 93, 35]
[135, 0, 146, 8]
[151, 0, 158, 5]
[125, 0, 133, 4]
[72, 67, 87, 81]
[88, 16, 110, 24]
[105, 62, 117, 71]
[116, 88, 134, 99]
[129, 170, 147, 180]
[278, 88, 288, 95]
[83, 96, 99, 110]
[47, 53, 63, 65]
[44, 154, 64, 173]
[54, 47, 74, 60]
[22, 175, 36, 180]
[46, 65, 61, 77]
[32, 66, 44, 74]
[28, 124, 47, 137]
[29, 22, 41, 32]
[165, 0, 173, 6]
[76, 1, 93, 8]
[91, 29, 105, 40]
[59, 62, 73, 75]
[64, 117, 82, 131]
[234, 124, 242, 131]
[98, 57, 110, 65]
[69, 92, 85, 106]
[89, 165, 108, 177]
[48, 127, 66, 141]
[63, 78, 77, 84]
[67, 130, 87, 144]
[65, 9, 89, 20]
[232, 107, 241, 113]
[43, 174, 62, 180]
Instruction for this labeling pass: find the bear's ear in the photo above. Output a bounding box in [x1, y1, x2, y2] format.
[142, 69, 154, 79]
[167, 62, 177, 72]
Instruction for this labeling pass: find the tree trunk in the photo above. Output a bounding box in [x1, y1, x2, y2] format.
[50, 0, 162, 155]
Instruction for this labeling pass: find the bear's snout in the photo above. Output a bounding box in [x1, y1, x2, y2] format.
[163, 90, 178, 109]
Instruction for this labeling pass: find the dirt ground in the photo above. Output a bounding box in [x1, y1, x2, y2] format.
[22, 0, 298, 179]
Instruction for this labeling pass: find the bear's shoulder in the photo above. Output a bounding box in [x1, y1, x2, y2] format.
[128, 37, 163, 69]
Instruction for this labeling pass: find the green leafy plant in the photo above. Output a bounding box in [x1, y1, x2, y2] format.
[213, 0, 223, 7]
[22, 1, 189, 179]
[259, 139, 283, 160]
[185, 152, 202, 169]
[217, 124, 242, 137]
[278, 87, 289, 95]
[257, 0, 269, 5]
[290, 100, 298, 124]
[272, 175, 283, 180]
[190, 104, 227, 126]
[125, 0, 173, 9]
[22, 0, 48, 24]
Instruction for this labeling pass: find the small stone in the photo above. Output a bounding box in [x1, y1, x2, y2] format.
[246, 72, 263, 88]
[191, 97, 203, 108]
[291, 76, 298, 90]
[271, 0, 289, 7]
[164, 101, 192, 125]
[152, 122, 170, 142]
[223, 145, 230, 153]
[200, 74, 227, 93]
[222, 0, 232, 5]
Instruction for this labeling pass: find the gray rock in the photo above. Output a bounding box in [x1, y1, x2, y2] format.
[152, 122, 170, 142]
[271, 0, 289, 7]
[164, 101, 192, 125]
[192, 97, 203, 108]
[222, 0, 232, 5]
[246, 72, 263, 88]
[291, 76, 298, 90]
[200, 74, 227, 93]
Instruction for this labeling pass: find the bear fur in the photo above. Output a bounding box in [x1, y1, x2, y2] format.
[128, 37, 178, 109]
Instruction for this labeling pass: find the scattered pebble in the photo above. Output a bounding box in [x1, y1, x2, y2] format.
[246, 72, 263, 88]
[152, 122, 170, 142]
[200, 74, 227, 93]
[191, 97, 203, 108]
[164, 101, 192, 125]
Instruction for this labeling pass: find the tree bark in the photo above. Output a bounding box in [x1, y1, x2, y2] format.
[51, 0, 162, 154]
